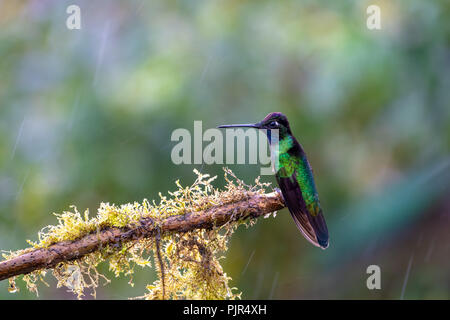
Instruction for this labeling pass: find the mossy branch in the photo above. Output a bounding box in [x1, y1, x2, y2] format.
[0, 169, 285, 299]
[0, 191, 283, 282]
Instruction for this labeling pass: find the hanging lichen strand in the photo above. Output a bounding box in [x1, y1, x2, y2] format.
[1, 168, 282, 299]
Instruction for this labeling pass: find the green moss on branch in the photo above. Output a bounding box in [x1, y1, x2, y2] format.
[0, 169, 284, 299]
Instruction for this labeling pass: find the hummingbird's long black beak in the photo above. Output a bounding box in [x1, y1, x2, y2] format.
[217, 123, 261, 129]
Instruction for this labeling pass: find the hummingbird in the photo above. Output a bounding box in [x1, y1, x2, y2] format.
[218, 112, 329, 249]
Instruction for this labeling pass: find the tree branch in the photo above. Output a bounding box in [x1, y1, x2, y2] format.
[0, 191, 284, 282]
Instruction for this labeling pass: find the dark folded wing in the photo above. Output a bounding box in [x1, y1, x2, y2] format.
[276, 172, 329, 249]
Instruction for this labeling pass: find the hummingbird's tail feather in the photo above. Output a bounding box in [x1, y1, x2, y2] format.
[307, 209, 329, 249]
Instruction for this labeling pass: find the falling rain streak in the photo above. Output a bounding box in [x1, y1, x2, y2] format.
[11, 117, 26, 160]
[93, 22, 110, 86]
[424, 237, 436, 263]
[269, 272, 279, 299]
[400, 253, 414, 299]
[241, 250, 255, 276]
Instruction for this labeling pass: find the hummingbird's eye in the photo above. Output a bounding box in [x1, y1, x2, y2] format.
[269, 121, 279, 128]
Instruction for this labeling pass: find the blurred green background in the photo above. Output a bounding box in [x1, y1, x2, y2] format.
[0, 0, 449, 299]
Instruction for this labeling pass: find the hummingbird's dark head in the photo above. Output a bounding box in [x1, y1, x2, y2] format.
[218, 112, 292, 141]
[258, 112, 291, 134]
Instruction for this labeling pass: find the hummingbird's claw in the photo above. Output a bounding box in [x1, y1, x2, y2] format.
[274, 187, 285, 202]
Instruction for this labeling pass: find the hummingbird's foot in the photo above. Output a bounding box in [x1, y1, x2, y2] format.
[274, 187, 285, 202]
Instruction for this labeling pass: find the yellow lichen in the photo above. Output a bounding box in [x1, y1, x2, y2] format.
[2, 168, 271, 300]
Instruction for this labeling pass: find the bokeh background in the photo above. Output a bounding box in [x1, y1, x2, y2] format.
[0, 0, 449, 299]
